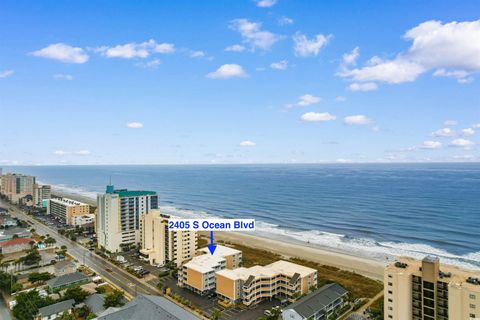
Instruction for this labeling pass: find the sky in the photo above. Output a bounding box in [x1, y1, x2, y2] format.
[0, 0, 479, 165]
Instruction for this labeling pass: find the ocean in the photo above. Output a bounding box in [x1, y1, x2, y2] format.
[6, 163, 480, 269]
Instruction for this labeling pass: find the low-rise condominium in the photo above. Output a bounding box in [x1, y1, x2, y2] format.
[216, 260, 317, 306]
[178, 245, 242, 295]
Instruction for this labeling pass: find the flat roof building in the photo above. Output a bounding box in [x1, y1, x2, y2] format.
[178, 245, 242, 295]
[216, 260, 317, 306]
[385, 256, 480, 320]
[47, 197, 90, 225]
[140, 210, 197, 267]
[96, 185, 158, 253]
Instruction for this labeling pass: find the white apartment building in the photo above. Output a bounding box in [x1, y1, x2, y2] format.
[96, 185, 158, 253]
[140, 209, 197, 267]
[33, 184, 51, 207]
[47, 197, 90, 225]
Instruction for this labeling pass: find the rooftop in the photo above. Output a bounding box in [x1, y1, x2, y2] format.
[286, 284, 348, 318]
[105, 185, 157, 197]
[96, 294, 200, 320]
[199, 245, 241, 257]
[46, 271, 89, 289]
[387, 256, 480, 291]
[0, 237, 33, 247]
[184, 254, 225, 274]
[85, 293, 106, 315]
[38, 299, 75, 317]
[217, 260, 316, 280]
[50, 197, 88, 207]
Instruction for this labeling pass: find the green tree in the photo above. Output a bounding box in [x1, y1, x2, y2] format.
[21, 248, 41, 266]
[12, 290, 54, 320]
[64, 285, 89, 303]
[211, 309, 223, 320]
[104, 289, 124, 308]
[28, 272, 53, 284]
[57, 311, 75, 320]
[45, 237, 56, 247]
[0, 271, 18, 294]
[86, 313, 97, 320]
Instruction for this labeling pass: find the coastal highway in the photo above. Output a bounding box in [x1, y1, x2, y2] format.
[1, 200, 158, 298]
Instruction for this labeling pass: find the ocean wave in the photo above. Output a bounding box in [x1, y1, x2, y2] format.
[159, 205, 480, 270]
[43, 182, 480, 270]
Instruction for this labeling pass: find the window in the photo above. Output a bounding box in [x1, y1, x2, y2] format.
[470, 304, 476, 308]
[471, 294, 477, 299]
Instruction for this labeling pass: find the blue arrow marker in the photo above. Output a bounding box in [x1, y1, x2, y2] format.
[207, 231, 217, 255]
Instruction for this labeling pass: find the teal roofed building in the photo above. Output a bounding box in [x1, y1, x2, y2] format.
[97, 185, 158, 253]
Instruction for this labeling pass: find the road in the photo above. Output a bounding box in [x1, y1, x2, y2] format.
[1, 200, 158, 299]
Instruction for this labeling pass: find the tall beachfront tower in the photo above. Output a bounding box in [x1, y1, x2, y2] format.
[385, 256, 480, 320]
[96, 185, 158, 253]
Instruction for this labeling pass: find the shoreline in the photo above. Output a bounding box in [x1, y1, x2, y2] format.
[213, 231, 385, 280]
[51, 186, 386, 280]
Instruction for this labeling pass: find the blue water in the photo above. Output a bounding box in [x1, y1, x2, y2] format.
[6, 164, 480, 269]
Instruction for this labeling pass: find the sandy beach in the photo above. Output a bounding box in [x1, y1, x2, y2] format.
[213, 231, 385, 280]
[52, 187, 385, 281]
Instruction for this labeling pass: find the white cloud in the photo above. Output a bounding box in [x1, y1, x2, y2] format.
[206, 64, 247, 79]
[190, 50, 205, 58]
[421, 141, 442, 149]
[335, 96, 346, 102]
[75, 150, 91, 155]
[431, 127, 455, 137]
[301, 112, 336, 122]
[462, 128, 475, 136]
[270, 60, 288, 70]
[444, 119, 458, 126]
[0, 70, 14, 78]
[342, 47, 360, 65]
[225, 44, 246, 52]
[135, 59, 161, 69]
[230, 19, 281, 50]
[337, 20, 480, 86]
[348, 82, 378, 91]
[297, 94, 321, 106]
[54, 150, 70, 155]
[127, 122, 144, 129]
[32, 43, 89, 64]
[97, 40, 175, 59]
[53, 73, 73, 80]
[54, 150, 90, 156]
[256, 0, 277, 7]
[344, 115, 372, 125]
[449, 138, 475, 149]
[473, 123, 480, 129]
[336, 158, 353, 163]
[239, 140, 256, 147]
[293, 32, 331, 57]
[278, 16, 294, 26]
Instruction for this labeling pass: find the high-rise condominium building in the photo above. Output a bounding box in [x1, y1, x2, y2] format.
[47, 197, 90, 225]
[139, 209, 197, 267]
[33, 184, 51, 207]
[96, 185, 158, 253]
[0, 173, 36, 204]
[385, 256, 480, 320]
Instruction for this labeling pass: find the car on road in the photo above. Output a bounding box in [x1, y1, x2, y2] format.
[106, 268, 113, 272]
